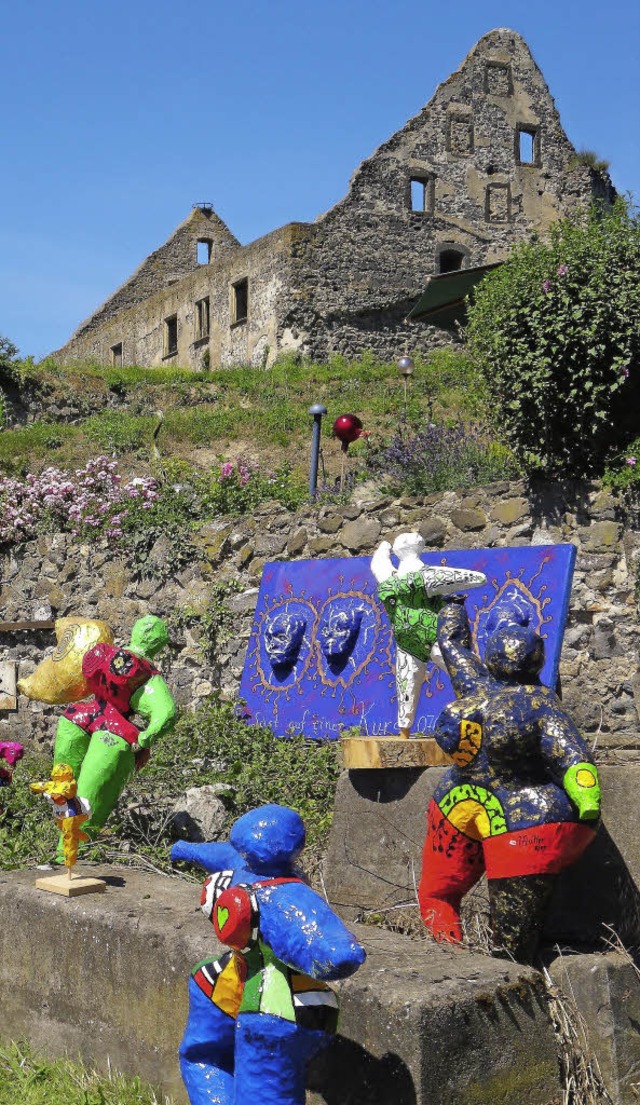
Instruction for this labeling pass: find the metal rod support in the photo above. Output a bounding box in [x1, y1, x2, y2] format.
[308, 404, 327, 498]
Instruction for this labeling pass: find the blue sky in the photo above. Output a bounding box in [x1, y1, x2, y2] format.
[2, 0, 639, 359]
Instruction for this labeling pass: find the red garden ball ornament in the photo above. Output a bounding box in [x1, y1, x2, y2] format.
[333, 414, 364, 453]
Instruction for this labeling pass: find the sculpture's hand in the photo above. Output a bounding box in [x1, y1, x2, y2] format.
[563, 762, 601, 822]
[370, 540, 395, 583]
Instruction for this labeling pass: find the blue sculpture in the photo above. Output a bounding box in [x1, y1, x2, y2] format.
[265, 612, 307, 672]
[172, 805, 365, 1105]
[318, 605, 364, 670]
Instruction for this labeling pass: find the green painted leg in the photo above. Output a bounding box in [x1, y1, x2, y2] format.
[53, 717, 91, 783]
[75, 731, 135, 835]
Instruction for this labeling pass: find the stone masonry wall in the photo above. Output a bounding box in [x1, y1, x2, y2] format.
[0, 479, 638, 757]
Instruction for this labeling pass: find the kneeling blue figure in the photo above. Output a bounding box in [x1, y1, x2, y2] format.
[171, 804, 366, 1105]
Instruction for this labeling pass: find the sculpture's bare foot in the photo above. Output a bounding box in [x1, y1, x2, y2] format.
[399, 727, 411, 740]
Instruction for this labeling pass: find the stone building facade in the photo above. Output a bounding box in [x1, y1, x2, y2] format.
[55, 29, 612, 369]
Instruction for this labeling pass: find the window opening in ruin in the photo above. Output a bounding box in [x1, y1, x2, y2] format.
[196, 296, 210, 340]
[231, 278, 248, 325]
[517, 126, 538, 165]
[164, 314, 178, 356]
[437, 248, 466, 274]
[197, 239, 212, 264]
[410, 175, 435, 214]
[110, 342, 123, 367]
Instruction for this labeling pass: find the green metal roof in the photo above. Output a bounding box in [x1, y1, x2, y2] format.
[407, 262, 502, 321]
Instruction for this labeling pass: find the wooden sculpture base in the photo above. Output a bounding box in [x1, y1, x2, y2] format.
[341, 736, 452, 770]
[35, 872, 107, 897]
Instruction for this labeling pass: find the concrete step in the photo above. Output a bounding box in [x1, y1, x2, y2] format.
[0, 865, 563, 1104]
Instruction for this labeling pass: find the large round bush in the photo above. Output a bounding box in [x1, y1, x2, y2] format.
[467, 200, 640, 476]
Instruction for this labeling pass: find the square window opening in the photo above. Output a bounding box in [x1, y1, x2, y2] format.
[110, 342, 123, 367]
[518, 127, 537, 164]
[164, 314, 178, 356]
[197, 240, 212, 264]
[196, 296, 210, 340]
[232, 278, 248, 325]
[410, 176, 434, 213]
[437, 248, 466, 275]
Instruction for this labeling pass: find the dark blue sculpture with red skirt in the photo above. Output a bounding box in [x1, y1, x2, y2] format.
[418, 598, 601, 962]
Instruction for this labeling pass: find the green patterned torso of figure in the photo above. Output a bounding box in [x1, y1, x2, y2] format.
[377, 572, 445, 663]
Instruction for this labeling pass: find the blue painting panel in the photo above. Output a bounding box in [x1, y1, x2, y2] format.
[239, 544, 576, 740]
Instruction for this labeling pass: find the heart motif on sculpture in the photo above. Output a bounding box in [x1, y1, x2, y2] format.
[217, 905, 230, 931]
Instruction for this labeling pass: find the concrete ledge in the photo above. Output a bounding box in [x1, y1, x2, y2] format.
[0, 866, 564, 1104]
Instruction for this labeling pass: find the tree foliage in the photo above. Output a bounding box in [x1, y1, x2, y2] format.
[467, 200, 640, 476]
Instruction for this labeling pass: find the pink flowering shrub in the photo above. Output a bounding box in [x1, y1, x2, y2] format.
[0, 456, 158, 545]
[0, 455, 306, 555]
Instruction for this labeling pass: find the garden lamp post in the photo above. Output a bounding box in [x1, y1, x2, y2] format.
[308, 403, 327, 498]
[397, 355, 414, 424]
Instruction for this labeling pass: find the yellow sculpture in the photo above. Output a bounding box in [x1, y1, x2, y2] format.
[18, 618, 113, 705]
[31, 763, 105, 896]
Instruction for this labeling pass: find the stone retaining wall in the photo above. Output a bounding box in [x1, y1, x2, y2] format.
[1, 478, 638, 754]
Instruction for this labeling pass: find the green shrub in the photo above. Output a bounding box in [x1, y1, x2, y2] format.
[366, 420, 520, 495]
[0, 422, 76, 473]
[467, 199, 640, 476]
[150, 696, 342, 867]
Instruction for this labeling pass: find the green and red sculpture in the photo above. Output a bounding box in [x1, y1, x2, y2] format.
[21, 615, 175, 848]
[419, 598, 601, 961]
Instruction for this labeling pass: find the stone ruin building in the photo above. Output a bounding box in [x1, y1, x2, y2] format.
[55, 28, 612, 370]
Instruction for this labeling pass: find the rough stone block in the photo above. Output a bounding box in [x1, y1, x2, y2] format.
[417, 516, 447, 547]
[580, 521, 622, 552]
[548, 950, 640, 1105]
[450, 508, 488, 532]
[287, 527, 308, 555]
[339, 518, 382, 552]
[491, 498, 529, 525]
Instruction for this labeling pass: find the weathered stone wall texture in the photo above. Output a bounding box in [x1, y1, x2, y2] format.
[0, 479, 638, 756]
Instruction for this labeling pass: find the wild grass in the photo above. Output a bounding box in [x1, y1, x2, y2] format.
[0, 349, 488, 477]
[0, 1042, 172, 1105]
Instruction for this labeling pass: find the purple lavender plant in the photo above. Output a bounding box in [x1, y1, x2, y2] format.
[367, 422, 519, 496]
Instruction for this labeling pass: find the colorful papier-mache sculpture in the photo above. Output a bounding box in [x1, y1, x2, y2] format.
[0, 741, 24, 790]
[371, 533, 487, 738]
[21, 615, 175, 847]
[31, 763, 92, 871]
[419, 598, 601, 962]
[171, 804, 366, 1105]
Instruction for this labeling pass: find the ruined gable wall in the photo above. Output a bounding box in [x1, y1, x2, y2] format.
[283, 29, 610, 361]
[57, 209, 240, 358]
[54, 223, 309, 370]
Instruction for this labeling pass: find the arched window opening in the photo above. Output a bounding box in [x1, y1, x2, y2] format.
[437, 248, 466, 274]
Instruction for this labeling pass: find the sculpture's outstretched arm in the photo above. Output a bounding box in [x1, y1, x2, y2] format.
[170, 840, 243, 872]
[538, 703, 601, 822]
[420, 565, 487, 598]
[370, 540, 395, 584]
[130, 675, 176, 748]
[257, 881, 366, 981]
[437, 601, 494, 698]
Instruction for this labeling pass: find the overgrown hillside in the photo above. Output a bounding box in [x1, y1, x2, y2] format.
[0, 349, 487, 480]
